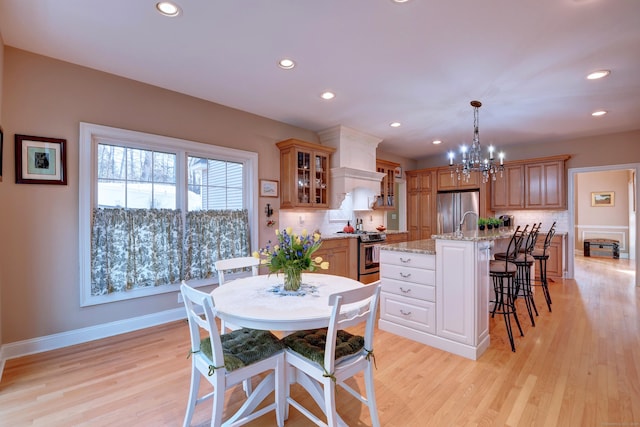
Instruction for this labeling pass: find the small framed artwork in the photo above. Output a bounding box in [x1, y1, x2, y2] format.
[591, 191, 614, 207]
[15, 134, 68, 185]
[394, 166, 403, 179]
[260, 179, 278, 197]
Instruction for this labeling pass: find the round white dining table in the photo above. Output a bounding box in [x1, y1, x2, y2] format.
[210, 272, 366, 331]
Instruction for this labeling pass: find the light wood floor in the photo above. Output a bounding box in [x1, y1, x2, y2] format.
[1, 256, 638, 426]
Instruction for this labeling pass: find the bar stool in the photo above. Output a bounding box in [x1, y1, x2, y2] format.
[490, 225, 525, 352]
[532, 222, 556, 312]
[511, 223, 541, 326]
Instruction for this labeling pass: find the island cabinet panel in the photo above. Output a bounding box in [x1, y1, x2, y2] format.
[379, 250, 437, 336]
[379, 238, 492, 360]
[436, 239, 491, 348]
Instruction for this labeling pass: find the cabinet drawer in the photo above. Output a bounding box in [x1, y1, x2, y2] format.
[380, 292, 436, 334]
[381, 264, 435, 285]
[381, 278, 435, 301]
[380, 251, 435, 269]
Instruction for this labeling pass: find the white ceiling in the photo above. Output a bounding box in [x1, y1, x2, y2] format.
[1, 0, 639, 161]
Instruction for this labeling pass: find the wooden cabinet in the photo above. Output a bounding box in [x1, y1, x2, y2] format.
[375, 159, 400, 210]
[276, 139, 335, 209]
[384, 232, 408, 245]
[534, 234, 564, 279]
[491, 164, 525, 210]
[437, 168, 480, 191]
[525, 159, 566, 209]
[312, 238, 357, 280]
[491, 155, 569, 210]
[406, 169, 435, 241]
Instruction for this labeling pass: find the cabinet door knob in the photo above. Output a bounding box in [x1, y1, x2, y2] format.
[399, 272, 411, 278]
[400, 310, 412, 316]
[399, 287, 411, 294]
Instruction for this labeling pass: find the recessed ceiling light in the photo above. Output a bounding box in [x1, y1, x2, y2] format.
[320, 91, 336, 100]
[390, 122, 401, 128]
[592, 110, 608, 117]
[156, 2, 181, 17]
[391, 0, 411, 3]
[278, 58, 296, 70]
[587, 70, 611, 80]
[432, 140, 442, 145]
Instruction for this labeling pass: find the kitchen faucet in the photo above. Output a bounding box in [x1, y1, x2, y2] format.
[458, 210, 478, 233]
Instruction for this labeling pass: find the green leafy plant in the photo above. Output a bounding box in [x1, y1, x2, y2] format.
[477, 217, 488, 227]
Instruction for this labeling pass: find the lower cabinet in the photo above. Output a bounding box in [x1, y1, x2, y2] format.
[379, 251, 437, 336]
[312, 238, 357, 280]
[379, 239, 492, 360]
[534, 234, 565, 279]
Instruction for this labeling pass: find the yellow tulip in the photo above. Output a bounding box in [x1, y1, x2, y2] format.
[286, 226, 293, 235]
[320, 261, 330, 270]
[252, 251, 260, 259]
[314, 256, 323, 263]
[275, 229, 280, 236]
[314, 233, 321, 241]
[302, 229, 308, 237]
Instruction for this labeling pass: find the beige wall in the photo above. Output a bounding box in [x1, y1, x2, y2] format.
[0, 47, 320, 344]
[1, 44, 639, 346]
[575, 170, 632, 253]
[417, 130, 640, 170]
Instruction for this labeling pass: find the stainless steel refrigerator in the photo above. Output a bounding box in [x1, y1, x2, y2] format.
[436, 190, 480, 234]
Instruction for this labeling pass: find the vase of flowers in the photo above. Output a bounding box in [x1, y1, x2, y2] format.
[254, 227, 329, 291]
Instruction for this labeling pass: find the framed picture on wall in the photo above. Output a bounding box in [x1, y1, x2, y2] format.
[260, 179, 278, 197]
[15, 134, 68, 185]
[591, 191, 614, 207]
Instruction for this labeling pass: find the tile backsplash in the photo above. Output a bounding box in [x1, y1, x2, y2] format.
[495, 210, 569, 233]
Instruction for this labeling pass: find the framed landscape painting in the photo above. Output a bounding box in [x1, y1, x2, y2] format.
[591, 191, 614, 207]
[15, 134, 68, 185]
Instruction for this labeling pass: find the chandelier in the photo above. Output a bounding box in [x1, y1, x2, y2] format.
[448, 100, 504, 183]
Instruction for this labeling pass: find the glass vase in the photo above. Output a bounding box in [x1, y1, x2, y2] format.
[283, 265, 303, 292]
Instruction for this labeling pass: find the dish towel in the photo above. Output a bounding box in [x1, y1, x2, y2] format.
[372, 244, 381, 263]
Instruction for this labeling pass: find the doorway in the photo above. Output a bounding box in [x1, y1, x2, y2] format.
[567, 164, 639, 287]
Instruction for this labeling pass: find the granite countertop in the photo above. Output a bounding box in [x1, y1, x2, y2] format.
[380, 239, 436, 255]
[431, 227, 515, 241]
[322, 230, 408, 241]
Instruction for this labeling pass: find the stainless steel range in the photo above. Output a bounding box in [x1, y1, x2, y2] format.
[357, 232, 387, 284]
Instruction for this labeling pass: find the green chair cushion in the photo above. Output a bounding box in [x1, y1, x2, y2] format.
[283, 328, 364, 365]
[199, 328, 284, 372]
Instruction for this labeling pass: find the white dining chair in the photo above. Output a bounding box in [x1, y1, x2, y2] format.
[180, 282, 285, 427]
[214, 256, 260, 334]
[283, 282, 382, 427]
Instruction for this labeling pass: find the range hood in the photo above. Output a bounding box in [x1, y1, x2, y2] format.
[318, 125, 385, 210]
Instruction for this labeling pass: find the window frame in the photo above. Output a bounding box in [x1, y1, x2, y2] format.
[79, 122, 258, 307]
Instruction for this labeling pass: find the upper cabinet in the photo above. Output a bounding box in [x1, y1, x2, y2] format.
[276, 139, 336, 209]
[437, 168, 480, 191]
[491, 155, 570, 210]
[406, 169, 435, 241]
[491, 164, 525, 209]
[375, 159, 401, 210]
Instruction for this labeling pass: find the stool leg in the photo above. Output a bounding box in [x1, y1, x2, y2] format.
[538, 257, 552, 312]
[516, 265, 536, 327]
[508, 276, 524, 339]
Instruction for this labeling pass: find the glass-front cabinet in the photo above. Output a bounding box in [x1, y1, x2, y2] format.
[276, 139, 335, 209]
[375, 159, 400, 210]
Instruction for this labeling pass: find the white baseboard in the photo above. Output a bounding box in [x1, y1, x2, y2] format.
[0, 307, 186, 382]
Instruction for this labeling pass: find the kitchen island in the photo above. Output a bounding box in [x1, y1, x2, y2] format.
[379, 228, 512, 360]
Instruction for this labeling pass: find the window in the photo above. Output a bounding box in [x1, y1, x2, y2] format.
[79, 123, 258, 306]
